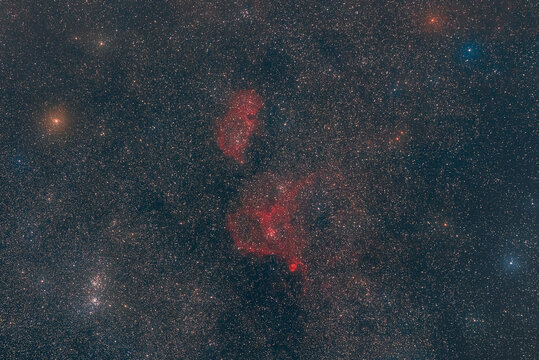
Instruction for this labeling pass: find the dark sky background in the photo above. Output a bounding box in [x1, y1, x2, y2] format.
[0, 1, 536, 359]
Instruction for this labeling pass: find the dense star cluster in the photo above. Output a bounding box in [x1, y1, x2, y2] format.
[0, 1, 536, 359]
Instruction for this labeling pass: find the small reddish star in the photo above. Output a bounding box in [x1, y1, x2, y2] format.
[424, 15, 444, 32]
[289, 263, 297, 272]
[44, 107, 69, 133]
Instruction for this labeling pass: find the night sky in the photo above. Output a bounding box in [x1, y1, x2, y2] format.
[0, 1, 537, 359]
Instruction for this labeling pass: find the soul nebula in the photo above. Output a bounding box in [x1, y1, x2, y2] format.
[216, 90, 263, 163]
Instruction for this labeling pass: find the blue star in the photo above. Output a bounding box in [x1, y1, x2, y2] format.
[13, 155, 24, 165]
[390, 86, 405, 98]
[12, 155, 30, 172]
[504, 255, 522, 272]
[461, 43, 481, 62]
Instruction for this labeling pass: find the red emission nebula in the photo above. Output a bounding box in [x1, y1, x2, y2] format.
[227, 173, 315, 274]
[216, 90, 263, 163]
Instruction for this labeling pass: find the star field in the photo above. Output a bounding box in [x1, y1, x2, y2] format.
[0, 1, 536, 359]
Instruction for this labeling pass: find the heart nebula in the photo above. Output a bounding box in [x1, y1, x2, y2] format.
[227, 173, 315, 273]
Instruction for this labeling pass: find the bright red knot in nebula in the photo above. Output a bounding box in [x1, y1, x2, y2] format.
[215, 90, 263, 164]
[227, 173, 315, 274]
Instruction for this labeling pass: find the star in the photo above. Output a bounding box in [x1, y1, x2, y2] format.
[43, 106, 69, 134]
[461, 43, 481, 62]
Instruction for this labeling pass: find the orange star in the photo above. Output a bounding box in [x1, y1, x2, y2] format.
[43, 106, 69, 134]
